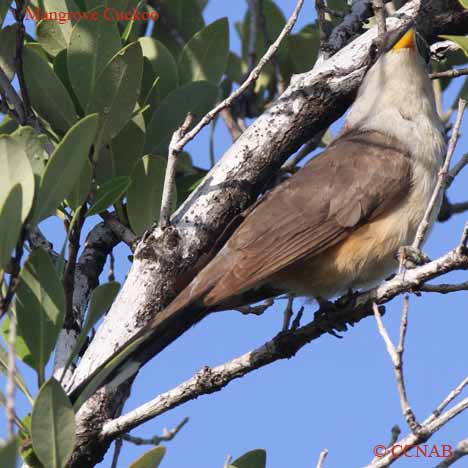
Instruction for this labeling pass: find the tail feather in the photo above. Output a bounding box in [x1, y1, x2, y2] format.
[68, 284, 209, 408]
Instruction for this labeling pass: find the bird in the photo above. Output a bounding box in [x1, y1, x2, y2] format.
[69, 27, 446, 407]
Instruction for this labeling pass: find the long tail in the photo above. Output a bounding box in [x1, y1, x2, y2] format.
[68, 284, 210, 409]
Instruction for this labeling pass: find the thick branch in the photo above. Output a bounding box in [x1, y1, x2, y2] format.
[53, 224, 119, 382]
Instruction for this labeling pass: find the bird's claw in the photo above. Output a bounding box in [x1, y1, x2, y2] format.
[314, 297, 349, 338]
[397, 246, 431, 270]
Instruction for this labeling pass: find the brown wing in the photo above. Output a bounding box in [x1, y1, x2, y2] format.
[195, 129, 412, 306]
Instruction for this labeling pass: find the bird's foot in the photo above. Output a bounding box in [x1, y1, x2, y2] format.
[314, 297, 350, 339]
[397, 246, 431, 270]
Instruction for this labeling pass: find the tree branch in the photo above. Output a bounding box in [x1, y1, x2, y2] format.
[430, 67, 468, 80]
[434, 438, 468, 468]
[412, 99, 466, 249]
[160, 113, 195, 228]
[53, 224, 120, 382]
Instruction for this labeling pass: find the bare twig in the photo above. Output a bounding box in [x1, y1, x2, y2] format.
[315, 0, 329, 59]
[373, 301, 420, 433]
[160, 113, 195, 228]
[281, 131, 326, 172]
[326, 0, 373, 53]
[428, 376, 468, 424]
[316, 448, 329, 468]
[220, 109, 245, 141]
[122, 417, 188, 446]
[224, 455, 233, 468]
[447, 153, 468, 188]
[364, 397, 468, 467]
[388, 425, 401, 447]
[434, 438, 468, 468]
[438, 200, 468, 223]
[100, 212, 137, 249]
[373, 0, 387, 50]
[0, 66, 25, 123]
[246, 0, 259, 73]
[5, 311, 17, 438]
[418, 281, 468, 294]
[431, 40, 463, 60]
[110, 438, 123, 468]
[430, 67, 468, 80]
[290, 306, 304, 330]
[282, 295, 294, 331]
[412, 99, 467, 250]
[171, 0, 305, 156]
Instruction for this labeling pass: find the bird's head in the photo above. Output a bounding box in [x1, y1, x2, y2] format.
[344, 26, 440, 138]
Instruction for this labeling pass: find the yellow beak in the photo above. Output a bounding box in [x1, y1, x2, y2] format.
[392, 28, 416, 51]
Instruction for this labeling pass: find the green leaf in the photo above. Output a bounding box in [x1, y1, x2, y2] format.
[1, 314, 35, 370]
[139, 37, 179, 100]
[54, 49, 84, 116]
[60, 281, 119, 382]
[288, 26, 320, 73]
[0, 115, 18, 134]
[15, 249, 65, 381]
[84, 0, 129, 9]
[226, 52, 245, 84]
[42, 0, 79, 14]
[31, 378, 76, 468]
[11, 127, 48, 180]
[177, 173, 204, 206]
[0, 1, 12, 28]
[31, 114, 98, 224]
[88, 41, 143, 146]
[440, 35, 468, 58]
[111, 114, 146, 177]
[66, 161, 92, 211]
[0, 438, 18, 468]
[0, 186, 22, 271]
[87, 176, 131, 216]
[23, 46, 78, 133]
[0, 135, 35, 269]
[151, 0, 204, 57]
[459, 0, 468, 8]
[128, 446, 166, 468]
[230, 449, 267, 468]
[0, 341, 33, 403]
[0, 25, 18, 81]
[145, 81, 218, 154]
[179, 17, 229, 85]
[68, 7, 122, 109]
[0, 135, 35, 223]
[127, 155, 167, 235]
[37, 19, 71, 57]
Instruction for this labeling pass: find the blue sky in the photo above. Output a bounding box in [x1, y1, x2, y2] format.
[2, 1, 468, 467]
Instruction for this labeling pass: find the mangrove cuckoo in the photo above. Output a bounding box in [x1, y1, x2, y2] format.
[70, 28, 446, 407]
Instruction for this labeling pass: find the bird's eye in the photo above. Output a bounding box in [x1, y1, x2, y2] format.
[369, 42, 379, 61]
[415, 32, 430, 64]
